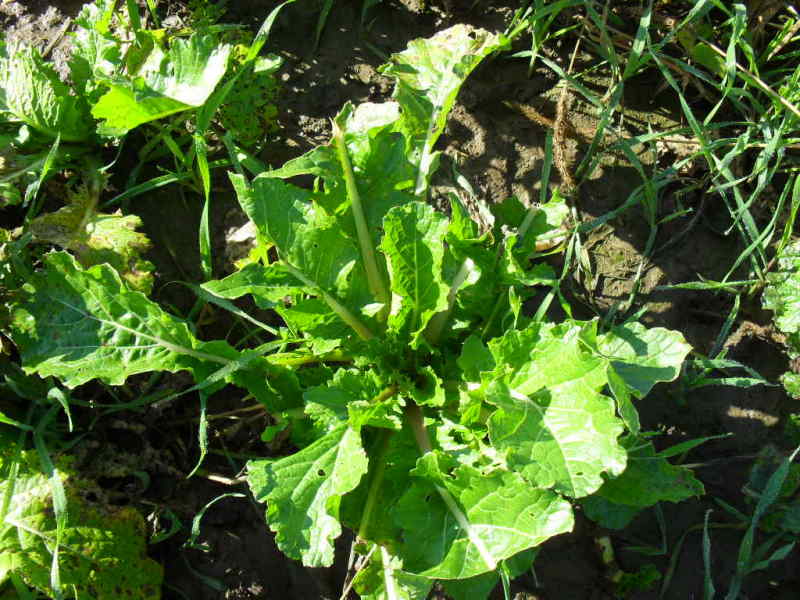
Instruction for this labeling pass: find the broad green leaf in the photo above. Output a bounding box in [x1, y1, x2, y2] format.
[231, 174, 370, 307]
[201, 262, 305, 309]
[28, 187, 154, 293]
[598, 322, 692, 398]
[264, 101, 416, 250]
[381, 25, 506, 196]
[247, 425, 368, 567]
[91, 34, 231, 135]
[380, 202, 449, 344]
[277, 298, 351, 353]
[457, 335, 494, 382]
[580, 496, 642, 530]
[592, 439, 704, 507]
[1, 47, 93, 141]
[394, 452, 573, 579]
[443, 549, 536, 600]
[7, 252, 230, 387]
[0, 443, 162, 599]
[352, 548, 432, 600]
[485, 322, 627, 498]
[340, 429, 419, 546]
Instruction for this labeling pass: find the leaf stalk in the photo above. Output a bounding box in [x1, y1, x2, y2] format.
[357, 428, 394, 541]
[283, 263, 375, 341]
[331, 119, 390, 315]
[403, 401, 498, 571]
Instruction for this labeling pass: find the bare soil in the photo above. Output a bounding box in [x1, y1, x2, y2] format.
[3, 1, 798, 599]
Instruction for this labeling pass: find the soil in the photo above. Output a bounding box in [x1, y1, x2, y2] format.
[3, 1, 799, 599]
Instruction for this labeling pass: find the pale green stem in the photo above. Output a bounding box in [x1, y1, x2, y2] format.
[425, 258, 474, 345]
[283, 263, 375, 341]
[331, 119, 390, 314]
[357, 428, 394, 541]
[267, 349, 351, 367]
[403, 402, 497, 571]
[381, 545, 400, 600]
[516, 202, 540, 243]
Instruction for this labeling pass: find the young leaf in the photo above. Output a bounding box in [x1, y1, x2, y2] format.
[484, 322, 627, 498]
[380, 202, 449, 344]
[394, 452, 573, 579]
[247, 425, 369, 567]
[381, 25, 507, 197]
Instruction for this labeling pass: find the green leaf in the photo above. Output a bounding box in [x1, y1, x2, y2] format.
[381, 25, 507, 196]
[598, 322, 692, 398]
[247, 425, 369, 567]
[265, 100, 416, 251]
[276, 298, 351, 352]
[581, 495, 643, 530]
[352, 548, 433, 600]
[7, 252, 230, 387]
[764, 240, 800, 351]
[443, 549, 536, 600]
[231, 174, 369, 305]
[783, 372, 800, 399]
[91, 34, 231, 135]
[1, 48, 93, 141]
[340, 429, 419, 545]
[380, 202, 449, 344]
[457, 335, 495, 382]
[304, 369, 401, 432]
[484, 322, 627, 498]
[592, 439, 704, 507]
[69, 2, 123, 103]
[0, 443, 162, 599]
[201, 262, 305, 309]
[394, 452, 573, 579]
[28, 186, 154, 293]
[763, 241, 800, 398]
